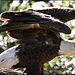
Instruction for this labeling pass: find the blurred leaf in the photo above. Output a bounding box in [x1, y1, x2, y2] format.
[7, 42, 15, 48]
[0, 48, 4, 53]
[44, 63, 49, 67]
[19, 0, 23, 4]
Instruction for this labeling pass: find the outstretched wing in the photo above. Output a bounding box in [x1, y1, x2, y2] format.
[0, 9, 71, 35]
[34, 7, 75, 22]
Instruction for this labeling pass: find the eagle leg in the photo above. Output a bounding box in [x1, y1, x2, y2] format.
[26, 61, 43, 75]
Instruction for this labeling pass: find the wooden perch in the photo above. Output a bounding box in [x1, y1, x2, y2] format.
[0, 68, 26, 75]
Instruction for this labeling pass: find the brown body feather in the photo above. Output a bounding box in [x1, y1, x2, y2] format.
[12, 29, 62, 68]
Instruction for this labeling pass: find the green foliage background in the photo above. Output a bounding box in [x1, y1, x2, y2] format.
[0, 0, 75, 74]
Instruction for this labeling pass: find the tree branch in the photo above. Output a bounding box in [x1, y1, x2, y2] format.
[0, 68, 26, 75]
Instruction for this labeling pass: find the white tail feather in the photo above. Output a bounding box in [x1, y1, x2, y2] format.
[0, 45, 19, 68]
[59, 40, 75, 56]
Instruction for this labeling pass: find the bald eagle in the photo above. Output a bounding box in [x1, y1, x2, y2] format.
[0, 7, 75, 75]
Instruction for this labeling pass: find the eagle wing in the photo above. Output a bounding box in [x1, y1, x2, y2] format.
[0, 9, 71, 35]
[34, 7, 75, 22]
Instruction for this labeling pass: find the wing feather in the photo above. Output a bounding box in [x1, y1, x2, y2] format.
[0, 9, 71, 34]
[35, 7, 75, 22]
